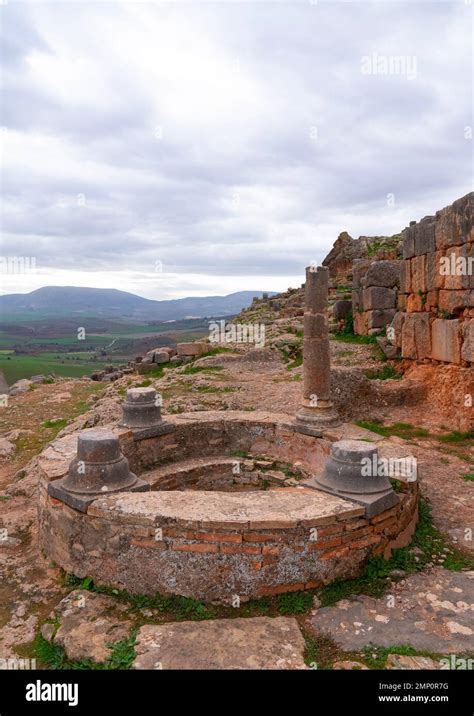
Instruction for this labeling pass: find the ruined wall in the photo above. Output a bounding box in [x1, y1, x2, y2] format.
[352, 259, 400, 335]
[389, 193, 473, 366]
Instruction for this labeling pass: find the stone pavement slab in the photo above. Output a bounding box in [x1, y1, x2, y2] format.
[311, 568, 474, 653]
[133, 616, 306, 669]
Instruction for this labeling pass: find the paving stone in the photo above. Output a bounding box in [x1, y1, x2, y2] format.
[333, 660, 369, 670]
[386, 654, 440, 670]
[45, 590, 132, 663]
[310, 569, 474, 653]
[133, 617, 306, 669]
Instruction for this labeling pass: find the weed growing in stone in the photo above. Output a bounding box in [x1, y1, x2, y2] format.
[277, 591, 313, 614]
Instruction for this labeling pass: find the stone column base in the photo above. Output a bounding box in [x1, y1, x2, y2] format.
[48, 475, 150, 513]
[293, 403, 341, 436]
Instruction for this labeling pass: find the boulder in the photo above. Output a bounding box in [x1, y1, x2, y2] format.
[30, 374, 46, 384]
[153, 351, 170, 364]
[9, 379, 33, 395]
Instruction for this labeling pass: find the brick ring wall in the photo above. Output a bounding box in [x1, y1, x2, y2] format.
[38, 411, 419, 604]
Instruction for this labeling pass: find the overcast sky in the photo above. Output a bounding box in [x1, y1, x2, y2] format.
[1, 0, 472, 299]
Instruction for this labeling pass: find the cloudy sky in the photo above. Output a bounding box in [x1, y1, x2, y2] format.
[1, 0, 472, 299]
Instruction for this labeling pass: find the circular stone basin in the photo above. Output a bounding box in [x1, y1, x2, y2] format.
[38, 411, 419, 604]
[142, 456, 310, 492]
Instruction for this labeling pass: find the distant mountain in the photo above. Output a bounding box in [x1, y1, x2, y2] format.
[0, 286, 276, 321]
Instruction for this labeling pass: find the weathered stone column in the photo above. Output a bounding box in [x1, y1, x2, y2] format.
[294, 265, 340, 435]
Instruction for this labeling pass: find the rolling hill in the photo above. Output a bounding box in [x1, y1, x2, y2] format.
[0, 286, 275, 322]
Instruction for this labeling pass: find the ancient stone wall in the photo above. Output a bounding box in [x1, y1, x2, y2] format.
[352, 259, 400, 335]
[39, 472, 418, 604]
[389, 193, 473, 366]
[37, 411, 418, 604]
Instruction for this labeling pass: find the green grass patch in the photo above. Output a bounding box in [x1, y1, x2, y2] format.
[277, 590, 313, 614]
[355, 420, 430, 440]
[286, 353, 303, 370]
[437, 430, 474, 445]
[462, 473, 474, 482]
[365, 365, 402, 380]
[33, 629, 137, 670]
[41, 418, 69, 430]
[331, 332, 377, 345]
[287, 327, 304, 338]
[195, 385, 235, 394]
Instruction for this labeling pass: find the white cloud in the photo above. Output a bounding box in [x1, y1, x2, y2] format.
[1, 0, 471, 299]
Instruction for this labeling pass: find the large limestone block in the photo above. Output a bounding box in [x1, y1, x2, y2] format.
[352, 288, 363, 313]
[406, 293, 424, 313]
[353, 311, 368, 335]
[461, 320, 474, 363]
[365, 260, 400, 288]
[333, 299, 352, 320]
[402, 225, 416, 259]
[399, 260, 411, 293]
[367, 309, 396, 330]
[153, 351, 170, 364]
[414, 218, 436, 255]
[177, 342, 207, 357]
[362, 286, 396, 310]
[438, 290, 472, 314]
[425, 290, 439, 312]
[426, 251, 445, 291]
[410, 255, 427, 293]
[435, 192, 474, 250]
[352, 259, 372, 288]
[431, 319, 462, 364]
[442, 244, 474, 290]
[397, 294, 407, 311]
[133, 617, 306, 670]
[401, 313, 431, 359]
